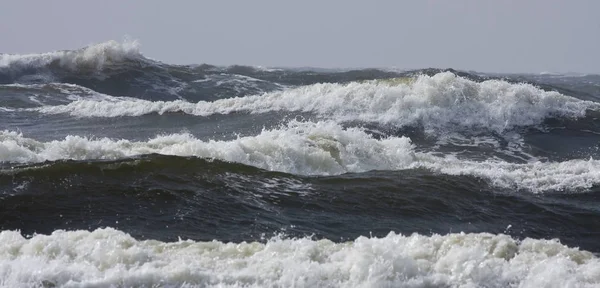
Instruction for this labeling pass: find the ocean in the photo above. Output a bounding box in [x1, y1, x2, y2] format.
[1, 40, 599, 287]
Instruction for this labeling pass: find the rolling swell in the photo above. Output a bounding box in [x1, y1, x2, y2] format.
[0, 41, 278, 101]
[28, 72, 598, 131]
[0, 41, 404, 101]
[2, 154, 599, 254]
[3, 41, 593, 104]
[4, 121, 600, 192]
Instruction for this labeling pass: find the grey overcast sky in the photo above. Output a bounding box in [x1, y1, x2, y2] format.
[1, 0, 598, 73]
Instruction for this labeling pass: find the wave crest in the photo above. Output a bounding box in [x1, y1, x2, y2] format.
[32, 72, 598, 135]
[0, 40, 142, 75]
[0, 121, 416, 176]
[3, 121, 600, 192]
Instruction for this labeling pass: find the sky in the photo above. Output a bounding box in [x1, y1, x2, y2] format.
[1, 0, 599, 73]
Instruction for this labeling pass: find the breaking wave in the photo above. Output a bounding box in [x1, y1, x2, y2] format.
[2, 121, 600, 192]
[31, 72, 599, 135]
[0, 40, 143, 76]
[0, 228, 598, 288]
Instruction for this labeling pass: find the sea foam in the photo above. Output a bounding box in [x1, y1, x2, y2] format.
[0, 228, 598, 288]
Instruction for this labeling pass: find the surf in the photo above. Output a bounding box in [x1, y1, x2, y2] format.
[3, 120, 600, 192]
[0, 227, 597, 288]
[29, 72, 599, 137]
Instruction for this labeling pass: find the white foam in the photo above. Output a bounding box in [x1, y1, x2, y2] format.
[0, 228, 598, 288]
[1, 83, 132, 107]
[418, 155, 600, 192]
[33, 72, 599, 135]
[252, 65, 284, 72]
[33, 98, 193, 117]
[0, 40, 142, 73]
[193, 73, 287, 97]
[3, 121, 600, 192]
[193, 73, 272, 85]
[0, 121, 415, 176]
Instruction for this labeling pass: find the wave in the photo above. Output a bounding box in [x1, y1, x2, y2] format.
[0, 40, 203, 101]
[0, 40, 143, 75]
[0, 41, 413, 102]
[0, 82, 122, 108]
[31, 72, 599, 135]
[0, 121, 415, 176]
[1, 154, 271, 181]
[0, 227, 597, 288]
[3, 121, 600, 192]
[3, 40, 596, 104]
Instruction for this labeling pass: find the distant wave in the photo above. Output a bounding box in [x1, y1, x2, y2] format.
[0, 41, 406, 101]
[1, 227, 597, 287]
[2, 121, 600, 192]
[0, 40, 195, 100]
[0, 40, 143, 74]
[0, 40, 287, 101]
[4, 40, 593, 105]
[30, 72, 600, 135]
